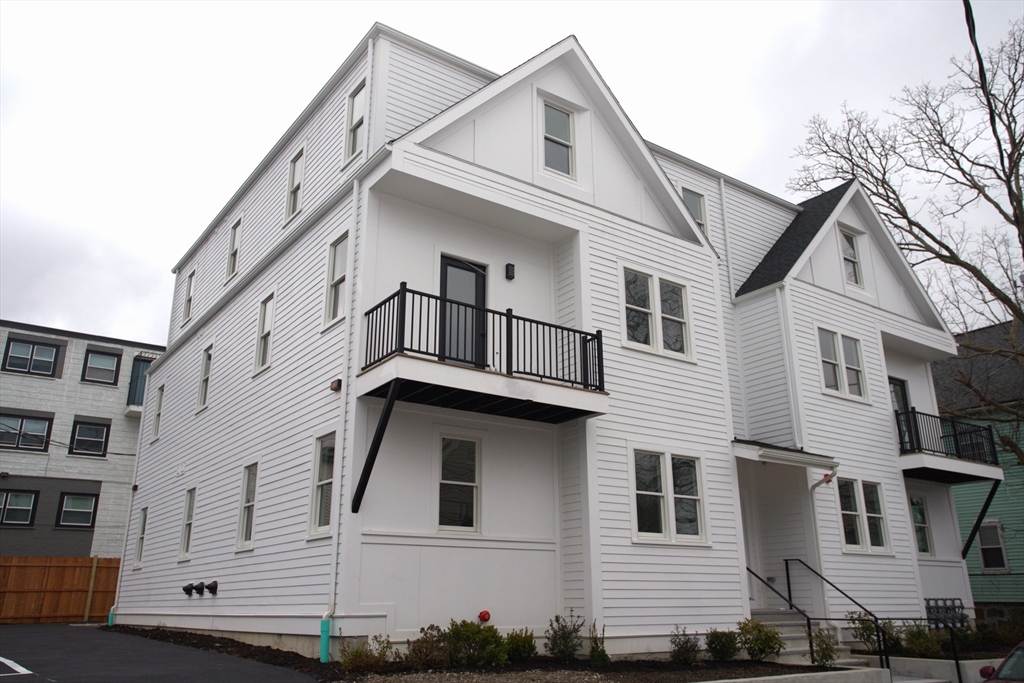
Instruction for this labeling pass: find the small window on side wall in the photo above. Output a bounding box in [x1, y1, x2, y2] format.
[347, 81, 366, 158]
[841, 231, 862, 286]
[57, 493, 98, 527]
[680, 188, 706, 236]
[182, 271, 195, 323]
[256, 294, 274, 370]
[287, 149, 304, 218]
[311, 433, 335, 533]
[439, 437, 478, 530]
[979, 522, 1009, 572]
[543, 104, 573, 176]
[838, 478, 888, 552]
[134, 507, 147, 566]
[632, 449, 704, 542]
[227, 220, 240, 278]
[82, 351, 120, 385]
[623, 268, 690, 357]
[69, 421, 109, 457]
[818, 328, 865, 399]
[326, 236, 348, 323]
[197, 345, 213, 409]
[0, 490, 38, 525]
[237, 463, 258, 548]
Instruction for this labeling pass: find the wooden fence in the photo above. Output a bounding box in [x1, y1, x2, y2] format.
[0, 556, 120, 624]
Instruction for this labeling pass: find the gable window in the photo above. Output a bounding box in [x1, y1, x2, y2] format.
[347, 81, 366, 158]
[311, 433, 335, 533]
[134, 507, 147, 566]
[681, 188, 706, 236]
[287, 149, 304, 217]
[909, 496, 932, 555]
[818, 329, 865, 398]
[979, 522, 1009, 572]
[0, 414, 52, 451]
[3, 339, 58, 377]
[180, 488, 196, 559]
[623, 268, 690, 357]
[326, 236, 348, 322]
[227, 220, 240, 278]
[439, 437, 478, 530]
[256, 294, 274, 370]
[82, 350, 121, 385]
[0, 490, 38, 525]
[57, 493, 98, 527]
[152, 385, 164, 439]
[182, 271, 195, 323]
[838, 478, 888, 552]
[841, 232, 861, 286]
[632, 448, 705, 542]
[543, 103, 573, 176]
[69, 421, 109, 457]
[197, 345, 213, 409]
[237, 463, 258, 548]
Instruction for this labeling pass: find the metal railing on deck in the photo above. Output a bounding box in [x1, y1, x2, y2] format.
[363, 282, 604, 391]
[894, 409, 998, 464]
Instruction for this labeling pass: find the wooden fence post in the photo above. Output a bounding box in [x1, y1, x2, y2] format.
[83, 556, 99, 623]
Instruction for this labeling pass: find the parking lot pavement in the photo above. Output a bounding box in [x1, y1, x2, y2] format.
[0, 624, 317, 683]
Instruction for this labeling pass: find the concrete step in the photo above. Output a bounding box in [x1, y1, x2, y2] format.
[891, 676, 950, 683]
[835, 657, 873, 667]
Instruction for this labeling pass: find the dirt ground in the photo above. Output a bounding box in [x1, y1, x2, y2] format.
[102, 626, 834, 683]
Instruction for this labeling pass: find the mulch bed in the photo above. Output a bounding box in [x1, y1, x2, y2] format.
[102, 625, 835, 682]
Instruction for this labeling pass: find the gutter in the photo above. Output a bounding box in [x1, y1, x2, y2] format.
[808, 464, 839, 616]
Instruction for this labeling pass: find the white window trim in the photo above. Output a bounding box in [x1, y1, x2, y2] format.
[254, 289, 276, 375]
[181, 270, 195, 326]
[680, 187, 706, 236]
[347, 80, 366, 159]
[179, 487, 196, 560]
[133, 507, 147, 568]
[56, 493, 97, 527]
[619, 263, 695, 362]
[437, 433, 482, 534]
[840, 230, 863, 287]
[542, 101, 574, 179]
[836, 478, 890, 554]
[226, 219, 241, 282]
[151, 385, 164, 441]
[908, 495, 933, 557]
[196, 343, 213, 412]
[626, 441, 711, 547]
[816, 325, 869, 403]
[323, 232, 349, 327]
[308, 432, 336, 537]
[236, 463, 259, 550]
[286, 147, 305, 220]
[979, 520, 1010, 574]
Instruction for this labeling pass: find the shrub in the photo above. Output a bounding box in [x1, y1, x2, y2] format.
[846, 611, 901, 653]
[404, 624, 448, 670]
[737, 619, 784, 662]
[669, 626, 701, 665]
[704, 628, 740, 662]
[588, 621, 610, 669]
[445, 620, 507, 668]
[901, 622, 942, 659]
[505, 628, 537, 663]
[810, 627, 838, 667]
[544, 609, 584, 661]
[337, 631, 395, 672]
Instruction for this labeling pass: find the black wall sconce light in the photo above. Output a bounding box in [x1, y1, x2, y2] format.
[182, 583, 194, 596]
[206, 581, 218, 595]
[505, 263, 515, 280]
[194, 581, 206, 596]
[330, 379, 342, 392]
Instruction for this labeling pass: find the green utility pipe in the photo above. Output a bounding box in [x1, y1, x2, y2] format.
[320, 619, 330, 663]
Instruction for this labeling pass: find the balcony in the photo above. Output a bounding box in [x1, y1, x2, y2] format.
[895, 409, 1002, 483]
[356, 283, 607, 424]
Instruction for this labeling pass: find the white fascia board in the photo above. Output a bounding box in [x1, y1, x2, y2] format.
[783, 180, 862, 286]
[899, 453, 1004, 482]
[732, 441, 837, 470]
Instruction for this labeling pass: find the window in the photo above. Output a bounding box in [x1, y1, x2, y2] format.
[0, 490, 37, 525]
[623, 268, 690, 356]
[197, 345, 213, 409]
[182, 271, 195, 323]
[82, 350, 120, 385]
[841, 231, 861, 286]
[632, 449, 704, 542]
[818, 329, 865, 398]
[909, 496, 932, 555]
[3, 339, 58, 377]
[326, 236, 348, 322]
[439, 437, 478, 530]
[57, 493, 98, 527]
[227, 220, 240, 278]
[311, 434, 335, 533]
[126, 356, 152, 407]
[152, 385, 164, 439]
[979, 522, 1009, 572]
[256, 294, 274, 370]
[838, 479, 888, 551]
[69, 421, 109, 457]
[0, 414, 51, 451]
[287, 149, 304, 217]
[543, 103, 573, 176]
[134, 507, 147, 566]
[237, 463, 258, 547]
[347, 81, 366, 158]
[180, 488, 195, 558]
[681, 188, 706, 235]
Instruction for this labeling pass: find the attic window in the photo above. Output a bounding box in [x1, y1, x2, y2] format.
[841, 231, 861, 286]
[681, 188, 706, 236]
[543, 104, 573, 176]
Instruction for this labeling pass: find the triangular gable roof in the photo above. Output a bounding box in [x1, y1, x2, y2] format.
[396, 36, 708, 247]
[736, 180, 855, 297]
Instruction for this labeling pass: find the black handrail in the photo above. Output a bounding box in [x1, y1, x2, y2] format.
[746, 567, 815, 665]
[363, 283, 604, 391]
[894, 409, 998, 464]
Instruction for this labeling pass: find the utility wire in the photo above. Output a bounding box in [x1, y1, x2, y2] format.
[0, 427, 138, 457]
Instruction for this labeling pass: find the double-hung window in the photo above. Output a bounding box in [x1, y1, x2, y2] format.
[152, 385, 164, 439]
[82, 351, 120, 384]
[287, 149, 304, 217]
[311, 434, 335, 533]
[818, 329, 865, 398]
[326, 236, 348, 322]
[623, 268, 690, 356]
[182, 271, 195, 323]
[0, 414, 51, 451]
[979, 522, 1009, 572]
[841, 231, 862, 286]
[838, 479, 888, 552]
[909, 496, 932, 554]
[3, 339, 58, 377]
[439, 437, 478, 530]
[632, 449, 705, 542]
[680, 188, 706, 236]
[134, 507, 147, 566]
[57, 493, 98, 527]
[197, 345, 213, 409]
[0, 490, 38, 525]
[347, 82, 366, 158]
[69, 421, 109, 457]
[543, 104, 573, 176]
[180, 488, 196, 559]
[256, 294, 274, 370]
[227, 220, 240, 278]
[237, 463, 258, 548]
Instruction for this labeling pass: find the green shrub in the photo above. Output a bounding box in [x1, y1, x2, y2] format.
[337, 631, 395, 672]
[704, 628, 740, 662]
[901, 622, 942, 659]
[737, 619, 784, 662]
[810, 627, 838, 667]
[445, 620, 507, 668]
[404, 624, 448, 670]
[588, 621, 610, 669]
[846, 611, 901, 653]
[544, 609, 584, 661]
[669, 626, 701, 665]
[505, 628, 537, 663]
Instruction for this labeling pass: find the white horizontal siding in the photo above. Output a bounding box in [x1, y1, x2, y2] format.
[559, 419, 584, 613]
[736, 292, 793, 447]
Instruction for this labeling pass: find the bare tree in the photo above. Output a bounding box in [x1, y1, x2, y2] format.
[789, 13, 1023, 464]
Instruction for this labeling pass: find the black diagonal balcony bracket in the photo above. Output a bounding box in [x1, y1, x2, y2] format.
[351, 378, 402, 514]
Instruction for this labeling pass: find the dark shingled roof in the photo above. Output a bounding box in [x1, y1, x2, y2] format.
[932, 321, 1024, 413]
[736, 179, 855, 297]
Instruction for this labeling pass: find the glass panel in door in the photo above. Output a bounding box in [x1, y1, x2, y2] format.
[440, 257, 486, 367]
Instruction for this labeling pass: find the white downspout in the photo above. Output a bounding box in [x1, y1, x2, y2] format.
[808, 466, 838, 619]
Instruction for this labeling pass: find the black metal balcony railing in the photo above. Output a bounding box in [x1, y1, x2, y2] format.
[364, 282, 604, 392]
[895, 409, 998, 465]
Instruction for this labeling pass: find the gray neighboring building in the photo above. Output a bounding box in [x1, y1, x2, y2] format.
[0, 320, 164, 558]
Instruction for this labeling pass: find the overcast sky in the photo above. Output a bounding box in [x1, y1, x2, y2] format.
[1, 1, 1020, 346]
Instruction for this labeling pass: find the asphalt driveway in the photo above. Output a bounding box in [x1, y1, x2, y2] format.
[0, 624, 316, 683]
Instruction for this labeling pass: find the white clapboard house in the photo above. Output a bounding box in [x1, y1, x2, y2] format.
[110, 25, 1003, 658]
